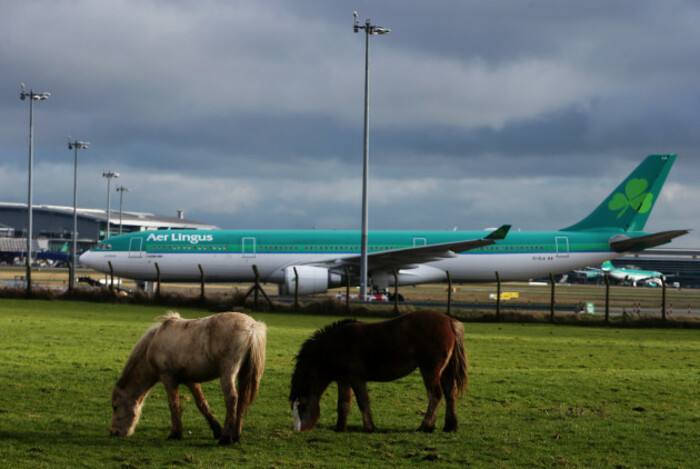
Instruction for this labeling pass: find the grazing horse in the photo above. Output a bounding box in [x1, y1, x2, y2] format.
[110, 311, 266, 445]
[289, 310, 468, 433]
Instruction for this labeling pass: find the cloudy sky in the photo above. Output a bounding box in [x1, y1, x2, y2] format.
[1, 0, 699, 246]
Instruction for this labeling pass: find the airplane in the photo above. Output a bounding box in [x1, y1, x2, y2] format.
[600, 260, 665, 287]
[80, 154, 689, 296]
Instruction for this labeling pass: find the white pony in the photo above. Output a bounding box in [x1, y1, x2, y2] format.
[110, 311, 266, 445]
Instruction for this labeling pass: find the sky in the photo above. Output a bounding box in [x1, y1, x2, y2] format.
[1, 0, 699, 247]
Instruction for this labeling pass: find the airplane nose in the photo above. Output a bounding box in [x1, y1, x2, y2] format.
[79, 251, 95, 268]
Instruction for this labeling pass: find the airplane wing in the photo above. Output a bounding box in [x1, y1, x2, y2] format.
[323, 224, 511, 272]
[609, 229, 690, 252]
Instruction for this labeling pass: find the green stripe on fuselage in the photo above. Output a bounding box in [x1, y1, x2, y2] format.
[102, 229, 617, 255]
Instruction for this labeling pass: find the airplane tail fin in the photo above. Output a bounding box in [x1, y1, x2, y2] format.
[601, 261, 613, 271]
[562, 154, 677, 232]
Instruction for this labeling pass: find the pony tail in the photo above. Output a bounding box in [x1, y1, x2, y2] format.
[449, 320, 469, 396]
[237, 320, 267, 407]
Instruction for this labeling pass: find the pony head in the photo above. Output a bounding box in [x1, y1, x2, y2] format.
[291, 394, 321, 432]
[289, 319, 355, 432]
[109, 384, 144, 437]
[109, 318, 161, 437]
[289, 370, 322, 432]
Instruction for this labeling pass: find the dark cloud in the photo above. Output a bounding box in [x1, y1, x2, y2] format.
[0, 0, 698, 245]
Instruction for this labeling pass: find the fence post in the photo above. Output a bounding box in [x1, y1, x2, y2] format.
[446, 270, 453, 317]
[253, 265, 260, 308]
[549, 273, 555, 322]
[495, 271, 501, 321]
[198, 264, 205, 303]
[25, 254, 32, 298]
[604, 272, 610, 324]
[154, 262, 161, 298]
[108, 261, 115, 295]
[393, 269, 399, 316]
[344, 267, 350, 312]
[661, 276, 667, 321]
[293, 266, 299, 311]
[67, 260, 74, 294]
[241, 265, 273, 310]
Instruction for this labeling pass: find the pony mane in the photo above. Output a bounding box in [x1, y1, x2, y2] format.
[289, 318, 358, 401]
[116, 313, 178, 387]
[156, 311, 181, 322]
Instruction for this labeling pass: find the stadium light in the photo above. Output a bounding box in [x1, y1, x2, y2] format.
[19, 83, 51, 296]
[68, 137, 90, 291]
[102, 171, 119, 239]
[116, 185, 130, 235]
[353, 12, 390, 300]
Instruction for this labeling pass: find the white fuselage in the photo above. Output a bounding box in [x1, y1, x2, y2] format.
[81, 247, 618, 287]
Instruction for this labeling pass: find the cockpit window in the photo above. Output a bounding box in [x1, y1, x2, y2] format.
[96, 243, 112, 251]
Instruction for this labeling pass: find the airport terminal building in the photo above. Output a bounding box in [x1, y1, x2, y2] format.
[0, 202, 217, 263]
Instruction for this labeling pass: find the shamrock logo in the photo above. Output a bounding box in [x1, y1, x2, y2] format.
[608, 178, 653, 219]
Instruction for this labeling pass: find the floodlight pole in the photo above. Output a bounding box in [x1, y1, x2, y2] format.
[354, 12, 390, 300]
[116, 185, 129, 235]
[102, 171, 119, 239]
[68, 138, 90, 291]
[20, 84, 50, 296]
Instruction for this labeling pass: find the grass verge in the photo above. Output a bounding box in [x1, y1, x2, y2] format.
[0, 300, 698, 467]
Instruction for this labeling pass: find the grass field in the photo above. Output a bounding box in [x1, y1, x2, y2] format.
[0, 300, 698, 468]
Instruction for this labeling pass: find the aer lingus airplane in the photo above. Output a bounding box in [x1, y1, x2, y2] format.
[80, 154, 688, 295]
[600, 260, 665, 287]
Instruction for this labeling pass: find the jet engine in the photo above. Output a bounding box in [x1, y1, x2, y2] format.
[279, 266, 345, 295]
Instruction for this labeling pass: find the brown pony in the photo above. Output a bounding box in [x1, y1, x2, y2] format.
[289, 310, 468, 433]
[110, 311, 266, 445]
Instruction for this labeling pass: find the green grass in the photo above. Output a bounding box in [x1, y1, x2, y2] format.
[0, 300, 698, 468]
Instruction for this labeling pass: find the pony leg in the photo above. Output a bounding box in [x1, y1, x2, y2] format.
[440, 371, 458, 432]
[232, 379, 252, 442]
[418, 364, 446, 433]
[186, 382, 222, 439]
[218, 366, 241, 445]
[335, 383, 353, 432]
[351, 381, 376, 432]
[162, 378, 183, 440]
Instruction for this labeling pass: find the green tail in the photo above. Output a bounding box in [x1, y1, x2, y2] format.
[562, 154, 677, 232]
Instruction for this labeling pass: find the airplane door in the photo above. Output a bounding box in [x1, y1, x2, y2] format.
[413, 237, 427, 247]
[555, 236, 569, 258]
[128, 237, 143, 258]
[242, 237, 256, 258]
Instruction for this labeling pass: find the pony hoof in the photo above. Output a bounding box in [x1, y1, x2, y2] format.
[443, 424, 458, 433]
[218, 435, 239, 445]
[167, 433, 183, 441]
[418, 424, 435, 433]
[212, 424, 223, 439]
